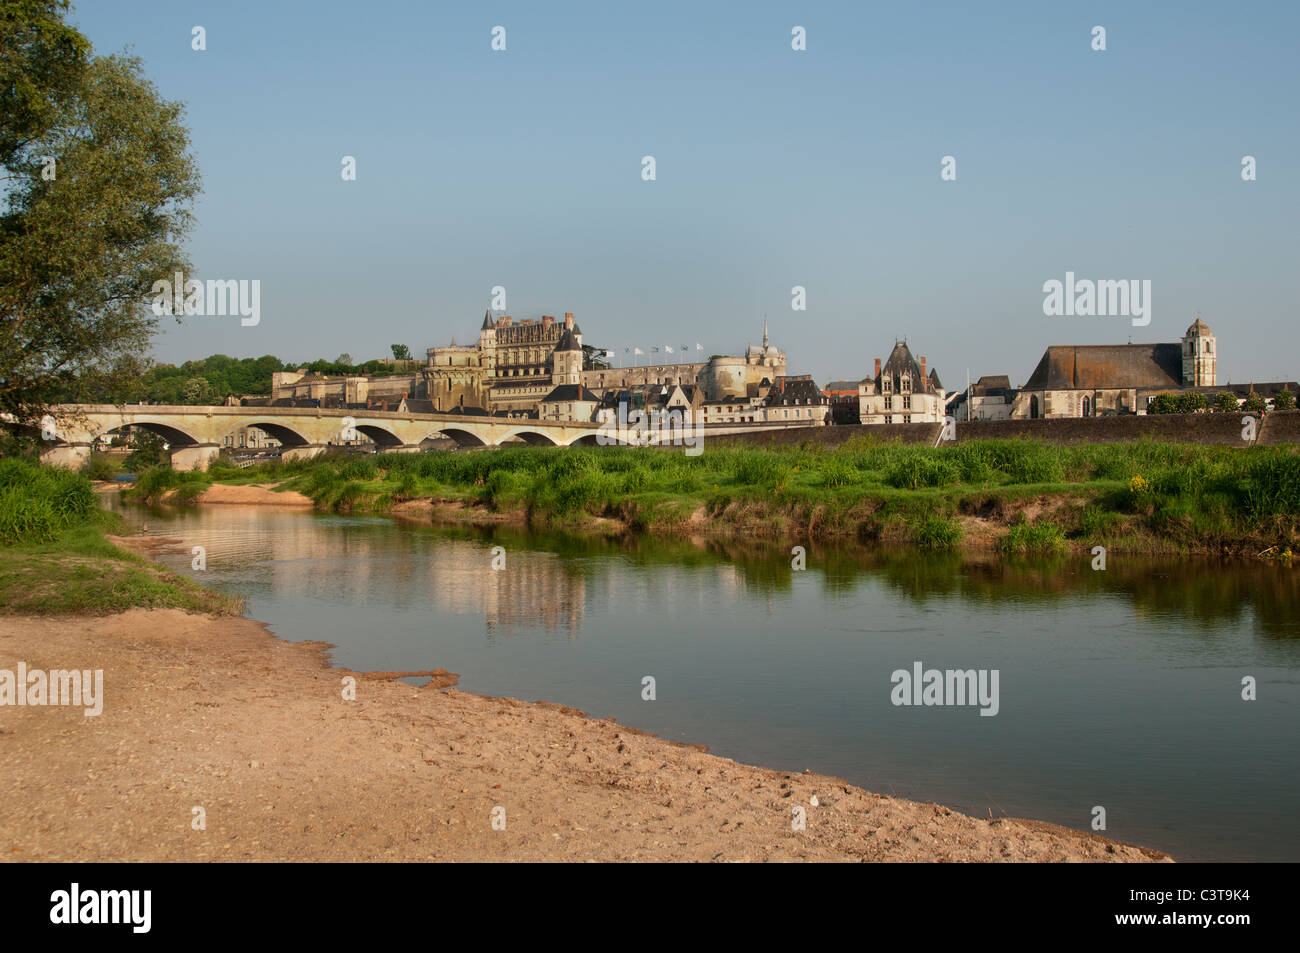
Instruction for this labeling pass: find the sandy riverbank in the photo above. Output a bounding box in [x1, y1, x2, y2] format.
[0, 608, 1169, 862]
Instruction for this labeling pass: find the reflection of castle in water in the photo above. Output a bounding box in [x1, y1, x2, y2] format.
[433, 547, 586, 640]
[146, 507, 586, 639]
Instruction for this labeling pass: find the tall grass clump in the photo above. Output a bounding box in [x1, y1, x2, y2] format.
[916, 514, 962, 549]
[0, 459, 101, 544]
[885, 451, 960, 490]
[997, 521, 1067, 555]
[1238, 449, 1300, 519]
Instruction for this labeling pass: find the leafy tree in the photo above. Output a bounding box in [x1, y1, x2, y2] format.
[1, 9, 200, 421]
[390, 344, 411, 361]
[1213, 391, 1240, 414]
[1273, 388, 1296, 411]
[582, 344, 612, 370]
[1176, 391, 1207, 414]
[1146, 393, 1179, 414]
[0, 1, 89, 165]
[335, 353, 353, 367]
[181, 377, 211, 404]
[123, 427, 169, 470]
[1243, 392, 1267, 414]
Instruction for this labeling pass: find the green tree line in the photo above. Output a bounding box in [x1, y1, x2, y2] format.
[57, 353, 422, 405]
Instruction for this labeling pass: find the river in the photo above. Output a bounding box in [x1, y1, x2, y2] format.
[110, 499, 1300, 862]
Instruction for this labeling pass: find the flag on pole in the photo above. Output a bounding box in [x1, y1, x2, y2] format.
[665, 345, 674, 354]
[695, 343, 703, 350]
[634, 347, 644, 355]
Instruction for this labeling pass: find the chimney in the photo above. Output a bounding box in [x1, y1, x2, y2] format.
[921, 356, 927, 383]
[564, 312, 574, 328]
[874, 358, 881, 378]
[542, 315, 554, 326]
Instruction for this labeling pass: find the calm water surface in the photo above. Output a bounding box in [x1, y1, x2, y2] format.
[111, 500, 1300, 861]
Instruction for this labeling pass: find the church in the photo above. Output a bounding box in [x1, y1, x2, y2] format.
[1011, 319, 1216, 418]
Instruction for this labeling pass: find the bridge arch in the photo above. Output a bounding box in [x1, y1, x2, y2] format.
[566, 433, 602, 447]
[499, 428, 559, 447]
[353, 423, 404, 448]
[230, 421, 310, 449]
[427, 427, 488, 448]
[95, 420, 201, 448]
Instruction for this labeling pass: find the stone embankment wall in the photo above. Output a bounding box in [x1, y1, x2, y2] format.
[714, 411, 1300, 448]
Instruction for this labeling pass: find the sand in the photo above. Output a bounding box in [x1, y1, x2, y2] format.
[0, 610, 1170, 862]
[165, 484, 314, 506]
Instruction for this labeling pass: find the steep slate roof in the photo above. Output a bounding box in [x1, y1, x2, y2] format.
[973, 374, 1011, 394]
[1186, 318, 1212, 336]
[541, 383, 599, 403]
[554, 328, 583, 352]
[1023, 344, 1183, 391]
[766, 376, 826, 406]
[928, 367, 943, 391]
[875, 341, 939, 394]
[481, 310, 495, 331]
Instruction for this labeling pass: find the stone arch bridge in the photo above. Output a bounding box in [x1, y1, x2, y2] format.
[27, 404, 606, 470]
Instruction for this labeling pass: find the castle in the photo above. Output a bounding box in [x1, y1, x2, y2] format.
[268, 312, 806, 422]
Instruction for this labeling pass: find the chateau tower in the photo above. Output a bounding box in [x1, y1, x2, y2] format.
[478, 310, 497, 376]
[552, 328, 583, 386]
[1182, 318, 1216, 387]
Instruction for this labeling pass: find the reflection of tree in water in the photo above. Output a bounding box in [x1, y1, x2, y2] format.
[421, 522, 1300, 642]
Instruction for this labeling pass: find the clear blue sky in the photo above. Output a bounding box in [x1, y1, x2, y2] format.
[71, 0, 1299, 387]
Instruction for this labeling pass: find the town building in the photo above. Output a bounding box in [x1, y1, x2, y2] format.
[859, 341, 947, 424]
[824, 380, 863, 424]
[947, 375, 1017, 421]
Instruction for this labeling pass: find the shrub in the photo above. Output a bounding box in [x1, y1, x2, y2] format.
[916, 514, 962, 549]
[1146, 393, 1180, 415]
[1214, 392, 1240, 414]
[1272, 389, 1296, 411]
[997, 522, 1066, 555]
[82, 455, 121, 481]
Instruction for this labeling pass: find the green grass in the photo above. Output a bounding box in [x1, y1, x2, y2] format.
[148, 437, 1300, 555]
[0, 457, 242, 616]
[997, 522, 1068, 556]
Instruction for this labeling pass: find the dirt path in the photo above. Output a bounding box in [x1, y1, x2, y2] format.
[0, 610, 1169, 862]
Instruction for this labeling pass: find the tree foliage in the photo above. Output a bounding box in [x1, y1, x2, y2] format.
[1, 3, 200, 420]
[0, 0, 89, 165]
[1146, 393, 1180, 415]
[1214, 391, 1240, 413]
[1272, 388, 1296, 411]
